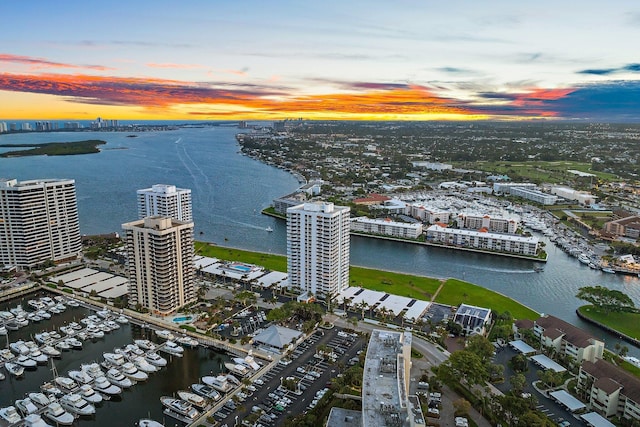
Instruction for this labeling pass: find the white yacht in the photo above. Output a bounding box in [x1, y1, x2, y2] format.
[54, 376, 78, 393]
[201, 375, 232, 393]
[191, 383, 221, 401]
[96, 309, 111, 319]
[134, 339, 156, 351]
[224, 362, 249, 377]
[43, 402, 75, 426]
[133, 356, 158, 373]
[22, 413, 53, 427]
[34, 332, 52, 345]
[29, 348, 49, 364]
[176, 335, 199, 348]
[81, 362, 104, 379]
[115, 315, 129, 324]
[160, 396, 199, 421]
[41, 345, 61, 359]
[10, 340, 30, 355]
[55, 340, 71, 352]
[40, 381, 63, 398]
[68, 369, 93, 385]
[106, 368, 133, 388]
[103, 352, 126, 366]
[65, 337, 83, 350]
[0, 405, 22, 425]
[79, 384, 103, 404]
[27, 392, 51, 408]
[5, 361, 25, 377]
[155, 329, 175, 340]
[177, 390, 207, 409]
[59, 393, 95, 417]
[121, 362, 148, 382]
[0, 325, 7, 335]
[15, 355, 38, 369]
[144, 351, 167, 367]
[161, 341, 184, 355]
[15, 397, 39, 416]
[233, 353, 260, 371]
[93, 375, 122, 395]
[137, 419, 164, 427]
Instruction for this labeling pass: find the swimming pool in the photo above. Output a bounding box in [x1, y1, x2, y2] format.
[229, 264, 252, 273]
[172, 315, 194, 324]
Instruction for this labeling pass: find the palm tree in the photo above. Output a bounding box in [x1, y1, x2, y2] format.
[357, 301, 368, 320]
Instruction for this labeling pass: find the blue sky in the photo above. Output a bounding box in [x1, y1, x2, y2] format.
[1, 0, 639, 120]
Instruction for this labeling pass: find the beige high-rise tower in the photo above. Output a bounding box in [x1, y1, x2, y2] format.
[0, 178, 81, 268]
[122, 216, 195, 315]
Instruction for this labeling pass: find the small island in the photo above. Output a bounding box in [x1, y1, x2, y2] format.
[0, 139, 106, 157]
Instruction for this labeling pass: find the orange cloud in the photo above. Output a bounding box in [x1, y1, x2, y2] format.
[146, 62, 205, 69]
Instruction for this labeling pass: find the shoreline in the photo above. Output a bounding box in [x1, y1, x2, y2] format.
[576, 307, 640, 347]
[262, 208, 547, 263]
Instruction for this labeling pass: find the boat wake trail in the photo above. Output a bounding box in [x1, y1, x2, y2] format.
[467, 266, 535, 274]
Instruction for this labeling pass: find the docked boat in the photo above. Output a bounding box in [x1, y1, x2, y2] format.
[103, 352, 126, 366]
[36, 310, 51, 320]
[27, 393, 51, 408]
[15, 397, 39, 416]
[115, 315, 129, 324]
[10, 340, 30, 355]
[59, 325, 76, 336]
[96, 309, 111, 319]
[34, 332, 52, 345]
[578, 253, 591, 265]
[155, 329, 175, 340]
[177, 390, 208, 409]
[79, 384, 103, 404]
[106, 368, 133, 388]
[40, 382, 63, 397]
[41, 345, 61, 359]
[43, 402, 75, 426]
[121, 362, 148, 382]
[0, 406, 22, 425]
[133, 356, 158, 373]
[134, 339, 156, 351]
[22, 413, 53, 427]
[602, 267, 616, 274]
[5, 320, 19, 331]
[0, 325, 6, 335]
[65, 337, 83, 350]
[66, 299, 80, 308]
[201, 375, 232, 393]
[176, 335, 199, 348]
[144, 352, 167, 367]
[5, 361, 25, 377]
[81, 362, 104, 379]
[15, 355, 38, 370]
[86, 324, 104, 339]
[224, 362, 249, 377]
[55, 340, 71, 352]
[69, 369, 93, 385]
[93, 375, 122, 395]
[191, 383, 221, 401]
[226, 374, 241, 386]
[59, 393, 95, 416]
[123, 343, 145, 357]
[233, 353, 261, 371]
[160, 396, 199, 421]
[0, 348, 13, 361]
[137, 419, 164, 427]
[26, 312, 42, 323]
[55, 376, 79, 393]
[29, 348, 49, 364]
[161, 341, 184, 355]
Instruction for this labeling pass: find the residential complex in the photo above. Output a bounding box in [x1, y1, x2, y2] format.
[286, 201, 350, 299]
[508, 187, 558, 205]
[516, 315, 604, 364]
[549, 186, 598, 205]
[137, 184, 193, 222]
[351, 217, 423, 239]
[425, 224, 539, 256]
[122, 216, 196, 316]
[455, 213, 518, 234]
[0, 178, 81, 268]
[577, 359, 640, 422]
[603, 215, 640, 239]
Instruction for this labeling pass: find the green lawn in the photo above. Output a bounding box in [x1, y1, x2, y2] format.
[436, 279, 538, 320]
[459, 160, 618, 183]
[578, 305, 640, 341]
[349, 266, 441, 301]
[195, 242, 539, 320]
[194, 242, 288, 272]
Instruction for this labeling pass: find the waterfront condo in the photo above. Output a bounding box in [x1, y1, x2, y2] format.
[286, 201, 350, 300]
[137, 184, 192, 222]
[122, 216, 196, 316]
[0, 178, 81, 268]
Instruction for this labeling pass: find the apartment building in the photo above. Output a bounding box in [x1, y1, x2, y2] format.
[137, 184, 192, 222]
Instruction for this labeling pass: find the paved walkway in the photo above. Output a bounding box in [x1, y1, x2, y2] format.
[430, 279, 447, 302]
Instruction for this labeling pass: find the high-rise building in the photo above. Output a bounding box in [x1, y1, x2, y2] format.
[0, 178, 81, 268]
[122, 216, 195, 316]
[286, 201, 350, 299]
[137, 184, 192, 222]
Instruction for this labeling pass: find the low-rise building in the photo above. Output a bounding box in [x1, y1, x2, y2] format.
[425, 224, 539, 256]
[351, 217, 423, 239]
[453, 304, 492, 336]
[521, 314, 604, 364]
[550, 186, 598, 205]
[577, 359, 640, 422]
[492, 182, 537, 194]
[603, 216, 640, 239]
[509, 187, 558, 205]
[456, 213, 518, 234]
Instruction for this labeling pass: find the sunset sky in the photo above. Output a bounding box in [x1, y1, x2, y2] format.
[2, 0, 640, 121]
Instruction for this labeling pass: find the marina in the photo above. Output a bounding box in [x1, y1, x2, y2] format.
[0, 292, 233, 426]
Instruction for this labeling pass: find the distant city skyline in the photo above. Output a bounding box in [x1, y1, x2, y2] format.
[1, 1, 640, 121]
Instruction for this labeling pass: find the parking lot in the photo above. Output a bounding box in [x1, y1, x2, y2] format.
[212, 326, 365, 426]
